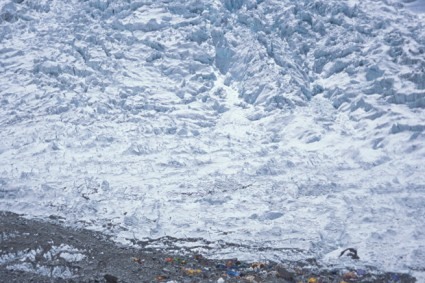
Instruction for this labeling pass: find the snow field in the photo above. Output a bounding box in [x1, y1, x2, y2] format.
[1, 0, 424, 279]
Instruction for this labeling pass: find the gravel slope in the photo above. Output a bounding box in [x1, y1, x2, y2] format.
[0, 211, 416, 282]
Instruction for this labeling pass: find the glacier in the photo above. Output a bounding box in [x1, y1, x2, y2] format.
[1, 0, 424, 280]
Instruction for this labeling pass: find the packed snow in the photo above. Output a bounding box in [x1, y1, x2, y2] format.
[1, 0, 424, 280]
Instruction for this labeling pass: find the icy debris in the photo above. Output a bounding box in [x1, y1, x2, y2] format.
[59, 251, 86, 262]
[1, 243, 85, 278]
[0, 231, 18, 243]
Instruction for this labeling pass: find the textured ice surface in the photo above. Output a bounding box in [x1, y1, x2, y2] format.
[400, 0, 425, 13]
[0, 0, 424, 280]
[0, 242, 84, 278]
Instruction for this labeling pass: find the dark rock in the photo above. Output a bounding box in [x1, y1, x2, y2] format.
[275, 263, 295, 281]
[104, 274, 118, 283]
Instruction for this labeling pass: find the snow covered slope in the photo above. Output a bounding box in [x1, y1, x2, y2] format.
[1, 0, 424, 279]
[402, 0, 425, 13]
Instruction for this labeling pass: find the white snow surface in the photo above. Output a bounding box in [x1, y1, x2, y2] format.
[400, 0, 425, 13]
[1, 0, 424, 279]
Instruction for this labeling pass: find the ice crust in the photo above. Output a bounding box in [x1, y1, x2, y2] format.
[0, 243, 84, 278]
[0, 0, 424, 280]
